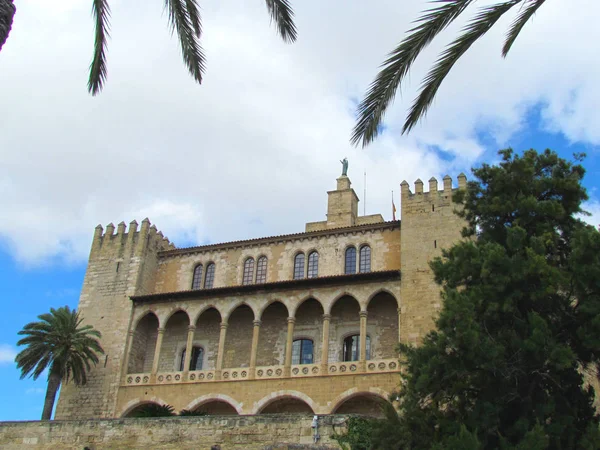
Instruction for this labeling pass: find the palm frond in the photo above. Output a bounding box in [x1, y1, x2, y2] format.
[403, 0, 521, 134]
[165, 0, 205, 85]
[502, 0, 544, 56]
[351, 0, 476, 147]
[88, 0, 111, 95]
[264, 0, 297, 43]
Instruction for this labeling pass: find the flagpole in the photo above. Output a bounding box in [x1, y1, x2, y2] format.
[364, 171, 367, 216]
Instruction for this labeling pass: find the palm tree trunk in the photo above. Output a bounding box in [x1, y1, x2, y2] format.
[0, 0, 16, 52]
[41, 372, 61, 420]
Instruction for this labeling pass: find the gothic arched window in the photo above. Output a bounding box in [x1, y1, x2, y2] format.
[191, 264, 203, 289]
[307, 251, 319, 278]
[359, 245, 371, 273]
[293, 253, 305, 280]
[256, 256, 268, 284]
[242, 257, 255, 285]
[345, 247, 356, 274]
[204, 263, 215, 289]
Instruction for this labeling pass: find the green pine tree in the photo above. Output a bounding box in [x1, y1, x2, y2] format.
[374, 149, 600, 449]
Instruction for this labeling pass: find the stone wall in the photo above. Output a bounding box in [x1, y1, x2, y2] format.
[0, 415, 348, 450]
[399, 176, 467, 345]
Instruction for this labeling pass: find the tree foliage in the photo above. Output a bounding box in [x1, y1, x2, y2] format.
[0, 0, 16, 51]
[369, 149, 600, 449]
[352, 0, 548, 146]
[88, 0, 297, 95]
[15, 306, 104, 420]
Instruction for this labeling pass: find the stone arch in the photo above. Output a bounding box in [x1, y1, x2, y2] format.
[253, 390, 317, 414]
[223, 301, 258, 321]
[256, 300, 288, 366]
[162, 307, 192, 327]
[223, 303, 254, 368]
[192, 304, 222, 325]
[366, 289, 400, 309]
[291, 295, 325, 318]
[131, 308, 159, 331]
[185, 394, 243, 415]
[159, 310, 190, 372]
[128, 311, 159, 374]
[258, 299, 290, 320]
[366, 290, 399, 359]
[327, 292, 361, 314]
[328, 387, 391, 417]
[119, 397, 169, 417]
[193, 306, 222, 370]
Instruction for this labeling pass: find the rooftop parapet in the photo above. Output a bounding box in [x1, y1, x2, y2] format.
[400, 173, 467, 200]
[91, 218, 175, 257]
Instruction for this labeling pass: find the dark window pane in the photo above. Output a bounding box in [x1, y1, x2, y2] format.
[192, 264, 203, 289]
[181, 346, 204, 371]
[293, 253, 305, 279]
[359, 245, 371, 273]
[256, 256, 268, 283]
[307, 251, 319, 278]
[343, 335, 359, 361]
[204, 263, 215, 288]
[345, 247, 356, 274]
[242, 258, 255, 285]
[292, 339, 313, 365]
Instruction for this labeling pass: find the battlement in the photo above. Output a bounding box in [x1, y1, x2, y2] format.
[400, 173, 467, 200]
[91, 218, 175, 258]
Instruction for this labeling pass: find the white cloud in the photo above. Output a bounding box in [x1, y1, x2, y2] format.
[0, 345, 17, 364]
[0, 0, 599, 265]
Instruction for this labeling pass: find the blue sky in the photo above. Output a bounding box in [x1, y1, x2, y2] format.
[1, 0, 600, 421]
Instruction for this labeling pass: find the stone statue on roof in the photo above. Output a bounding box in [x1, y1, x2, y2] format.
[340, 157, 348, 177]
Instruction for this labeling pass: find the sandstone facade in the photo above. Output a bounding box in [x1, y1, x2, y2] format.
[55, 173, 467, 420]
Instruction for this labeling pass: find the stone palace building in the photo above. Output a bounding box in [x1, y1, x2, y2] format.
[55, 170, 467, 419]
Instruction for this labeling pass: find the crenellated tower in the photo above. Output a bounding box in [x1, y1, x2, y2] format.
[399, 174, 467, 345]
[54, 219, 174, 419]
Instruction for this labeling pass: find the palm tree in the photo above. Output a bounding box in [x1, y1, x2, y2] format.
[15, 306, 104, 420]
[89, 0, 297, 95]
[352, 0, 547, 146]
[0, 0, 16, 51]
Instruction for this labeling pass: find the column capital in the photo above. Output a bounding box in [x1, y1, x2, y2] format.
[397, 307, 402, 315]
[187, 325, 196, 332]
[128, 330, 135, 336]
[322, 314, 331, 321]
[220, 322, 229, 330]
[359, 311, 368, 319]
[157, 327, 165, 334]
[287, 317, 296, 324]
[253, 320, 262, 327]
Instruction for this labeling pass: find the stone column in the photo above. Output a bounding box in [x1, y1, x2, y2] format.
[397, 308, 402, 343]
[183, 325, 196, 379]
[249, 320, 261, 379]
[359, 311, 368, 372]
[320, 314, 331, 375]
[215, 321, 228, 380]
[284, 317, 296, 377]
[151, 327, 165, 379]
[121, 330, 135, 378]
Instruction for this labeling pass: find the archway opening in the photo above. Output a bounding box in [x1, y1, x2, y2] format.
[159, 310, 190, 372]
[333, 394, 389, 418]
[224, 304, 253, 368]
[330, 295, 361, 362]
[123, 402, 172, 418]
[367, 291, 398, 359]
[260, 397, 314, 414]
[257, 301, 288, 366]
[128, 312, 159, 374]
[192, 400, 238, 415]
[293, 298, 324, 365]
[194, 307, 222, 370]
